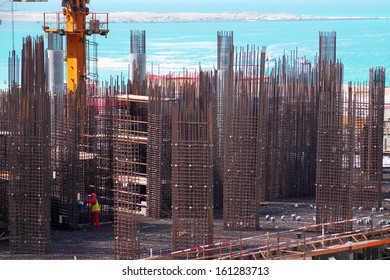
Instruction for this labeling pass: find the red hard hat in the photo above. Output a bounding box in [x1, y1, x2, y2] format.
[91, 193, 96, 197]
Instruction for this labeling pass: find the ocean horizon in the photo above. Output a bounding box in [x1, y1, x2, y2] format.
[1, 15, 389, 88]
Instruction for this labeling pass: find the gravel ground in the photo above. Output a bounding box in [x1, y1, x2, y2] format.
[1, 187, 389, 260]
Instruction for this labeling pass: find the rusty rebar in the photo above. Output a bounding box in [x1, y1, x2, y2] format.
[171, 71, 214, 251]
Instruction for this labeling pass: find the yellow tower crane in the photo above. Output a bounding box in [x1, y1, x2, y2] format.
[43, 0, 109, 95]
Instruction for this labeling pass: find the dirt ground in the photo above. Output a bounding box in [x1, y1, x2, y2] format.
[1, 186, 389, 260]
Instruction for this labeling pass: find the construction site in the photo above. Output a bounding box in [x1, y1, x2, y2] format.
[1, 0, 390, 260]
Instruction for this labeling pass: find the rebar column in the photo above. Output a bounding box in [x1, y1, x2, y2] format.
[172, 72, 214, 251]
[8, 50, 19, 89]
[129, 30, 146, 91]
[263, 51, 318, 200]
[256, 47, 268, 202]
[113, 97, 141, 260]
[213, 31, 234, 209]
[319, 31, 336, 68]
[47, 33, 64, 96]
[0, 92, 9, 231]
[352, 67, 385, 208]
[147, 77, 175, 218]
[366, 67, 385, 207]
[90, 93, 114, 222]
[223, 46, 260, 230]
[46, 29, 82, 228]
[7, 36, 51, 254]
[315, 31, 353, 232]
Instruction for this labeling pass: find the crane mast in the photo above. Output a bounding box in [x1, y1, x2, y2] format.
[43, 0, 109, 94]
[64, 0, 87, 94]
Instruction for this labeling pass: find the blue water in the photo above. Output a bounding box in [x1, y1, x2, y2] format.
[11, 0, 390, 17]
[1, 19, 390, 88]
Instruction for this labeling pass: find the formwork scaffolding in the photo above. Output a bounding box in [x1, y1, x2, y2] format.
[171, 71, 214, 251]
[352, 67, 385, 208]
[7, 36, 51, 254]
[147, 78, 175, 218]
[223, 46, 263, 230]
[213, 31, 234, 209]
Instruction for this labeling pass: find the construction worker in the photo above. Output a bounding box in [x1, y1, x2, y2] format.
[84, 193, 100, 229]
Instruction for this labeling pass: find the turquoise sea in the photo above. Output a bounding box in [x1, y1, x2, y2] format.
[1, 19, 390, 88]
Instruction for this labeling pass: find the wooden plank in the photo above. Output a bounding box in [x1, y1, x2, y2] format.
[116, 94, 148, 103]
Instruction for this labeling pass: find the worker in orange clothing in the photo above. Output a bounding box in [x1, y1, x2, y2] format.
[84, 193, 100, 229]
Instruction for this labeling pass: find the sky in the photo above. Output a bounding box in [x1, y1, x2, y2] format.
[3, 0, 390, 16]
